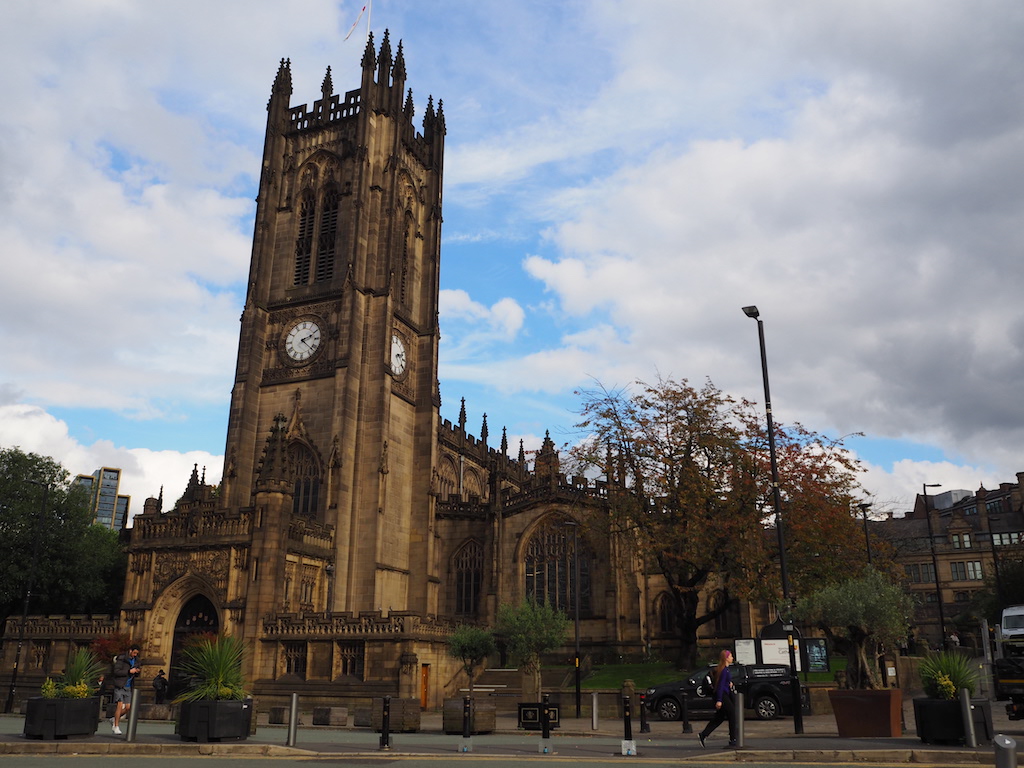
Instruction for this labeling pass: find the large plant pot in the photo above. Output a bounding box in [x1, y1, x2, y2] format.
[442, 698, 496, 734]
[23, 696, 101, 740]
[913, 697, 993, 745]
[828, 689, 902, 737]
[178, 698, 252, 742]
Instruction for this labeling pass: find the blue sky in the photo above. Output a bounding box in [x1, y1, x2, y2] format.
[2, 0, 1023, 516]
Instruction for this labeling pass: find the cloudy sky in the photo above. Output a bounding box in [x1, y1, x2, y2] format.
[1, 0, 1022, 519]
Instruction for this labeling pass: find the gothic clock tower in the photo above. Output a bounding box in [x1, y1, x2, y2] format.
[220, 32, 445, 633]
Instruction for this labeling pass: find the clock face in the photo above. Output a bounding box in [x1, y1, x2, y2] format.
[390, 334, 408, 375]
[284, 320, 322, 362]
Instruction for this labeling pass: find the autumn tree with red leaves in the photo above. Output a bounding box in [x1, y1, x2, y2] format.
[571, 376, 875, 667]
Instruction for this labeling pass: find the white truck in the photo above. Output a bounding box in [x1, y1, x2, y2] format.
[995, 605, 1024, 718]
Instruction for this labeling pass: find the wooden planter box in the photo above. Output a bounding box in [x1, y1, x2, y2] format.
[442, 698, 496, 734]
[828, 689, 902, 737]
[913, 697, 993, 745]
[23, 697, 101, 740]
[178, 699, 253, 742]
[369, 697, 420, 732]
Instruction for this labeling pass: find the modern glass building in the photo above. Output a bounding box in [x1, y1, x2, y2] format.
[74, 467, 130, 529]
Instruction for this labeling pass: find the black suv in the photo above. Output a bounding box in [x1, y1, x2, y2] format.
[644, 663, 806, 721]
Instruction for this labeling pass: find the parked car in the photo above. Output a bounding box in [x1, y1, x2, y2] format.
[644, 663, 807, 721]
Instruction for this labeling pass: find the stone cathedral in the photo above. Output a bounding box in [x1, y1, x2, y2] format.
[3, 35, 748, 711]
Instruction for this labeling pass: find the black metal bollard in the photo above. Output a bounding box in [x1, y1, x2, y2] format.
[681, 691, 692, 733]
[462, 695, 472, 739]
[541, 693, 551, 740]
[379, 695, 392, 750]
[639, 692, 650, 733]
[623, 695, 633, 742]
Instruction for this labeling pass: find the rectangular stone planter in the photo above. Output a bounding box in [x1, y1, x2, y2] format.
[23, 697, 101, 740]
[178, 698, 253, 742]
[828, 689, 902, 737]
[313, 706, 348, 726]
[913, 697, 993, 745]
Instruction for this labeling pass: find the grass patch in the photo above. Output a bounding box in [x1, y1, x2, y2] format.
[577, 655, 845, 689]
[582, 662, 682, 690]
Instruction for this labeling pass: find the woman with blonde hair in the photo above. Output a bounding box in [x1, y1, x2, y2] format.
[698, 648, 737, 748]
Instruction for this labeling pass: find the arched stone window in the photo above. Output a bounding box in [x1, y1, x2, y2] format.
[524, 517, 591, 617]
[708, 589, 741, 636]
[437, 456, 457, 500]
[289, 443, 321, 518]
[453, 540, 483, 617]
[656, 592, 678, 635]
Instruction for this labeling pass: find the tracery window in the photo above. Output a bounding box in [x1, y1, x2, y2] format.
[336, 642, 364, 678]
[453, 540, 483, 616]
[289, 443, 321, 518]
[283, 642, 307, 679]
[524, 518, 591, 617]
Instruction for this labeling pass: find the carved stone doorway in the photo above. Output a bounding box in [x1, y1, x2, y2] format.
[167, 594, 220, 700]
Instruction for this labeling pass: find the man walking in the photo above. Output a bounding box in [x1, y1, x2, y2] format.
[110, 644, 141, 735]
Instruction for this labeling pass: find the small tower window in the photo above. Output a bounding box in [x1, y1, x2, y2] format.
[315, 187, 339, 282]
[294, 192, 315, 285]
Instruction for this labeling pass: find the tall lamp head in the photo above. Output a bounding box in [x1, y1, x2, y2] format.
[742, 305, 760, 319]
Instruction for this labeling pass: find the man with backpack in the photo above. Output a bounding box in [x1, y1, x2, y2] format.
[110, 644, 141, 735]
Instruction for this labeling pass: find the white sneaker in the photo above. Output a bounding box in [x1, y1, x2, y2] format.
[112, 725, 122, 735]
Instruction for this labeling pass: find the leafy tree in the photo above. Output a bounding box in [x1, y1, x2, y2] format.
[495, 600, 569, 699]
[571, 377, 872, 668]
[0, 446, 127, 630]
[795, 566, 915, 689]
[448, 625, 496, 695]
[971, 545, 1024, 624]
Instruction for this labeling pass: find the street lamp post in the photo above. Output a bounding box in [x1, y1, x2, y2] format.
[4, 480, 48, 714]
[742, 305, 803, 735]
[858, 503, 873, 565]
[922, 483, 946, 648]
[564, 520, 582, 718]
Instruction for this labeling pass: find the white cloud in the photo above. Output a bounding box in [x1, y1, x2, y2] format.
[0, 404, 220, 522]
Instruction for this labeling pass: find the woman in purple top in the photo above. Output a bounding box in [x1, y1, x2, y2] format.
[698, 649, 737, 748]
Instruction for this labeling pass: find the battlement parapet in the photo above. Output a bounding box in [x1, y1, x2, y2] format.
[131, 508, 252, 544]
[3, 614, 118, 639]
[262, 611, 459, 640]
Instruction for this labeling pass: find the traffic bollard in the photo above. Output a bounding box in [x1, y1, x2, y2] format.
[125, 687, 140, 742]
[458, 695, 473, 752]
[286, 692, 299, 747]
[639, 692, 650, 733]
[379, 695, 392, 750]
[994, 734, 1016, 768]
[681, 691, 692, 733]
[621, 694, 636, 755]
[538, 693, 553, 753]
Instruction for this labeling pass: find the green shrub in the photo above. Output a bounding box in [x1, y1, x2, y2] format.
[919, 651, 977, 700]
[41, 647, 105, 699]
[173, 635, 248, 703]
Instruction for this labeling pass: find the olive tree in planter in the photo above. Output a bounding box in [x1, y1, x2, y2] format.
[495, 599, 569, 702]
[914, 651, 991, 744]
[795, 566, 914, 737]
[24, 647, 105, 740]
[444, 625, 497, 734]
[174, 635, 252, 742]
